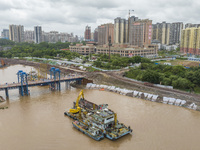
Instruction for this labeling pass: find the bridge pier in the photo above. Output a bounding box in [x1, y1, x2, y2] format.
[17, 71, 29, 96]
[50, 82, 56, 91]
[19, 87, 22, 95]
[19, 86, 24, 96]
[57, 81, 61, 91]
[23, 86, 29, 96]
[5, 88, 9, 98]
[65, 81, 70, 89]
[76, 79, 82, 85]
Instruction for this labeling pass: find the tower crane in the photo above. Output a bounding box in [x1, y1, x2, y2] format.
[129, 10, 134, 18]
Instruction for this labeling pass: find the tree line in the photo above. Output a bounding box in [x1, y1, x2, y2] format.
[93, 54, 151, 69]
[125, 63, 200, 92]
[0, 39, 80, 60]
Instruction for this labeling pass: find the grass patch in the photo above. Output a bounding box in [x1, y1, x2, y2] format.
[86, 66, 100, 72]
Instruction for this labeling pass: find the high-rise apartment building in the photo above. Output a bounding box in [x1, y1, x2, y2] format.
[180, 27, 200, 55]
[91, 32, 94, 41]
[84, 25, 91, 41]
[185, 23, 200, 29]
[128, 16, 139, 43]
[170, 22, 183, 44]
[114, 16, 139, 45]
[42, 31, 78, 43]
[98, 23, 114, 45]
[1, 29, 9, 39]
[34, 26, 42, 44]
[94, 28, 98, 42]
[114, 17, 129, 44]
[24, 30, 34, 43]
[129, 19, 152, 47]
[49, 31, 59, 43]
[152, 22, 171, 45]
[9, 24, 24, 42]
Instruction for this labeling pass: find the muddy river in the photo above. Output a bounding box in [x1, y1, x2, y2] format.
[0, 65, 200, 150]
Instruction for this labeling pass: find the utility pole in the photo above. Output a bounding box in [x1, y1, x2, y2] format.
[108, 36, 112, 62]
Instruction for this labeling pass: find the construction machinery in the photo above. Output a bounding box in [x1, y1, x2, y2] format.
[69, 90, 84, 114]
[64, 90, 132, 141]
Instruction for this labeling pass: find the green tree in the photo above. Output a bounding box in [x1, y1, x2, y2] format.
[193, 70, 200, 85]
[141, 70, 160, 84]
[32, 50, 43, 57]
[162, 77, 171, 85]
[0, 39, 15, 46]
[169, 75, 179, 81]
[172, 77, 193, 89]
[112, 59, 120, 67]
[93, 61, 102, 67]
[5, 52, 12, 58]
[171, 65, 185, 76]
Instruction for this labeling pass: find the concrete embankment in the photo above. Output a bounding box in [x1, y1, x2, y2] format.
[86, 83, 199, 111]
[85, 72, 200, 111]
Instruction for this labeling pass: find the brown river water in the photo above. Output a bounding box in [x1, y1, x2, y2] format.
[1, 65, 200, 150]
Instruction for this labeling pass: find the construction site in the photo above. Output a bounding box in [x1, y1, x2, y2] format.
[158, 59, 200, 67]
[1, 57, 200, 112]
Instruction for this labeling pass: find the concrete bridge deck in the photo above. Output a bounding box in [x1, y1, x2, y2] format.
[0, 75, 84, 91]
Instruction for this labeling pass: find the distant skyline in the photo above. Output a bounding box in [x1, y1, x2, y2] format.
[0, 0, 200, 36]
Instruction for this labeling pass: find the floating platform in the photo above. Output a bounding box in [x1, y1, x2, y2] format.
[64, 90, 132, 141]
[72, 120, 104, 141]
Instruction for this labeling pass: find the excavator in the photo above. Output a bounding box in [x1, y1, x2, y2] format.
[69, 90, 84, 114]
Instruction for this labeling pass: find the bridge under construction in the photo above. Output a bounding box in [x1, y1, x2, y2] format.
[0, 67, 84, 98]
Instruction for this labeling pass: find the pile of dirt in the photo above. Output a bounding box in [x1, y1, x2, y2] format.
[179, 61, 200, 67]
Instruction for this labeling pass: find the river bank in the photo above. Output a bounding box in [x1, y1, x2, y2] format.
[86, 83, 198, 111]
[85, 72, 200, 111]
[1, 58, 200, 111]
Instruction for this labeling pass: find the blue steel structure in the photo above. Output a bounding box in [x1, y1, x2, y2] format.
[49, 67, 61, 91]
[0, 69, 84, 98]
[55, 68, 61, 90]
[17, 70, 29, 96]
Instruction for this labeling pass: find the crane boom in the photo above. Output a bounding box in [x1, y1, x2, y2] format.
[69, 90, 84, 114]
[114, 113, 117, 127]
[75, 90, 84, 108]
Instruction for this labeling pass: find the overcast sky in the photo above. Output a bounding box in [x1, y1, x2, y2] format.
[0, 0, 200, 36]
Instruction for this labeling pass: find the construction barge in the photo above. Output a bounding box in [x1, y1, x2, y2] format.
[64, 90, 132, 141]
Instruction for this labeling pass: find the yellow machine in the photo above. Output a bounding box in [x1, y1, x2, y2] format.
[114, 113, 117, 127]
[69, 90, 84, 114]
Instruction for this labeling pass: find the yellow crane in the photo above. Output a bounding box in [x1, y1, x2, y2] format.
[69, 90, 84, 114]
[114, 113, 117, 127]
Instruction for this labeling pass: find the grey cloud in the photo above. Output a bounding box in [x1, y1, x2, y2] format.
[1, 0, 200, 36]
[46, 0, 120, 9]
